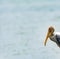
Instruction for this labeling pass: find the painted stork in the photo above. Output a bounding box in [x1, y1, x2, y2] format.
[44, 26, 60, 47]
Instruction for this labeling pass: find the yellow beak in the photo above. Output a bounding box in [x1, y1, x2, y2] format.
[44, 31, 51, 46]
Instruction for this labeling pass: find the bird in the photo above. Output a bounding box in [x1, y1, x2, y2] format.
[44, 26, 60, 47]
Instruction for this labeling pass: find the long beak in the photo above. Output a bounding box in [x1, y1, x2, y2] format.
[44, 31, 51, 46]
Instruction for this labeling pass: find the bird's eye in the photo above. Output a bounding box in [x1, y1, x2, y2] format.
[48, 28, 52, 32]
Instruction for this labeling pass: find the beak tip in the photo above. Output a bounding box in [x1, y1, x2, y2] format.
[44, 42, 46, 46]
[44, 44, 46, 46]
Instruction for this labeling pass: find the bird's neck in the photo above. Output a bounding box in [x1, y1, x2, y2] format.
[49, 33, 54, 38]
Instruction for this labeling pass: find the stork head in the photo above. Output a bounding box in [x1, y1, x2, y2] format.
[44, 26, 55, 46]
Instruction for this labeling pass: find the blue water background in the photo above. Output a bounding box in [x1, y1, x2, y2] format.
[0, 0, 60, 59]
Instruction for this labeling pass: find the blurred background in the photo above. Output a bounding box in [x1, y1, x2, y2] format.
[0, 0, 60, 59]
